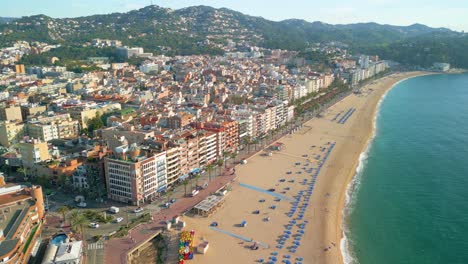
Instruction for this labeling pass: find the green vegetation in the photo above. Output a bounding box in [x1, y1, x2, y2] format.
[23, 224, 39, 253]
[155, 234, 167, 264]
[87, 113, 104, 137]
[356, 33, 468, 68]
[19, 46, 120, 69]
[112, 213, 151, 238]
[83, 210, 114, 223]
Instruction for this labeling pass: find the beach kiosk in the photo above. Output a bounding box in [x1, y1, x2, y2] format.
[197, 241, 210, 254]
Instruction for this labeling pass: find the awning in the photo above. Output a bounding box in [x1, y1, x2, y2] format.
[157, 185, 167, 192]
[179, 174, 189, 180]
[190, 168, 200, 174]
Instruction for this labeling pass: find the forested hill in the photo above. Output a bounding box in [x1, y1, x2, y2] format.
[1, 5, 466, 67]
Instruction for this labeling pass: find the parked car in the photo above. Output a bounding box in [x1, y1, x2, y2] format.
[76, 202, 87, 208]
[114, 217, 124, 223]
[89, 222, 99, 228]
[133, 207, 144, 213]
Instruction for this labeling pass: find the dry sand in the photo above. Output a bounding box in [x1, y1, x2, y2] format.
[184, 72, 429, 264]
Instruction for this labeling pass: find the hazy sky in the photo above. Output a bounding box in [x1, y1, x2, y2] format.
[1, 0, 467, 31]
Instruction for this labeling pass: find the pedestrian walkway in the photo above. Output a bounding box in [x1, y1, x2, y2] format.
[239, 183, 295, 202]
[209, 226, 269, 248]
[88, 242, 104, 250]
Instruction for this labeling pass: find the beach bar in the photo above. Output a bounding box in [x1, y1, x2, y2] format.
[192, 195, 225, 216]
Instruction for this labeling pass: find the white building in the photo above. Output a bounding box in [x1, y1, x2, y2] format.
[42, 241, 83, 264]
[104, 145, 167, 205]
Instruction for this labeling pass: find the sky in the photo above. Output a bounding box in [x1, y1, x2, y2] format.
[1, 0, 467, 31]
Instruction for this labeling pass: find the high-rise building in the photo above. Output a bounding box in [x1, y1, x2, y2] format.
[104, 145, 167, 205]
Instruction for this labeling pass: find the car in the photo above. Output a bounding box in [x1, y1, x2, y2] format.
[210, 222, 218, 227]
[133, 207, 144, 213]
[114, 217, 124, 223]
[279, 179, 286, 182]
[89, 222, 99, 228]
[267, 188, 276, 192]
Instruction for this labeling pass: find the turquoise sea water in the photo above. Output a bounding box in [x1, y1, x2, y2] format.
[346, 74, 468, 264]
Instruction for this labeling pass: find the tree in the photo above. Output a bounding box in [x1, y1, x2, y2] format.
[58, 174, 68, 189]
[242, 136, 252, 153]
[164, 190, 174, 204]
[222, 151, 231, 168]
[252, 138, 260, 151]
[17, 167, 28, 182]
[70, 210, 87, 240]
[206, 164, 215, 182]
[182, 179, 189, 197]
[87, 112, 104, 137]
[230, 152, 238, 164]
[57, 206, 70, 224]
[194, 174, 201, 188]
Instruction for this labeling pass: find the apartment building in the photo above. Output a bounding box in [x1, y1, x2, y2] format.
[0, 106, 22, 122]
[19, 139, 51, 168]
[20, 104, 47, 120]
[0, 182, 45, 264]
[165, 146, 181, 186]
[25, 113, 79, 141]
[104, 145, 167, 205]
[0, 121, 24, 147]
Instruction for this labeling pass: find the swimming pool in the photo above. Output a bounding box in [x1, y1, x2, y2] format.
[50, 234, 67, 246]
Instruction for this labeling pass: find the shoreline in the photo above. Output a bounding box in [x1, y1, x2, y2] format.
[182, 71, 434, 264]
[337, 72, 436, 264]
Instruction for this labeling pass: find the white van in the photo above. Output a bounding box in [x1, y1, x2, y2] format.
[109, 206, 120, 214]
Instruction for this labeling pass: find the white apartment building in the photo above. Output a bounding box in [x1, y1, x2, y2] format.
[104, 147, 167, 205]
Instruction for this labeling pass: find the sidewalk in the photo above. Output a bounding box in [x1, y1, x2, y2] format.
[103, 169, 237, 264]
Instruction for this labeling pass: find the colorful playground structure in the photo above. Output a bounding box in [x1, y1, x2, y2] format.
[178, 230, 195, 263]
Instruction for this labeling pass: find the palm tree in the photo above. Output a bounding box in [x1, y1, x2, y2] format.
[243, 136, 252, 153]
[194, 174, 201, 189]
[206, 164, 215, 182]
[216, 159, 224, 174]
[165, 190, 174, 203]
[17, 166, 28, 182]
[252, 138, 259, 151]
[230, 152, 238, 164]
[222, 151, 231, 168]
[182, 179, 189, 197]
[70, 210, 87, 240]
[57, 206, 70, 224]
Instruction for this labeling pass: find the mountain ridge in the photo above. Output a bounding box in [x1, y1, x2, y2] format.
[2, 5, 468, 67]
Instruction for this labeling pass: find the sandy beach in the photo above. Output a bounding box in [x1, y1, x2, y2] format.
[183, 72, 429, 264]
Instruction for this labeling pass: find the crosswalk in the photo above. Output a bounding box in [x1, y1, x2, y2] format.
[87, 242, 104, 250]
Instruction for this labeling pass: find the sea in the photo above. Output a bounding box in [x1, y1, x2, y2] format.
[342, 74, 468, 264]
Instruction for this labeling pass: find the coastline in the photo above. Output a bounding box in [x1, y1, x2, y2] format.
[182, 71, 433, 264]
[337, 72, 436, 264]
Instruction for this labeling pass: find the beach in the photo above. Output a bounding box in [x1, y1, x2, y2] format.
[184, 72, 429, 264]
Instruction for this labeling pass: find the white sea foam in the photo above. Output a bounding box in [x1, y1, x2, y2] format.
[340, 76, 413, 264]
